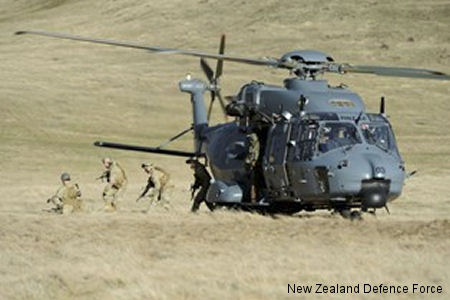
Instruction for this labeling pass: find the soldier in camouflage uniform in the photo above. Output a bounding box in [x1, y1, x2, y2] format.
[99, 157, 127, 212]
[245, 132, 261, 202]
[47, 172, 82, 214]
[245, 133, 260, 168]
[187, 158, 214, 212]
[137, 162, 170, 208]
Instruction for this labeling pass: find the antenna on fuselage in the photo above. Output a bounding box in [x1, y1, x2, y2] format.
[354, 111, 364, 124]
[298, 94, 307, 117]
[380, 96, 386, 116]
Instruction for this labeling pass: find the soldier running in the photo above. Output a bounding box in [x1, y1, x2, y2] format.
[186, 158, 214, 212]
[137, 162, 170, 208]
[46, 172, 82, 214]
[98, 157, 127, 212]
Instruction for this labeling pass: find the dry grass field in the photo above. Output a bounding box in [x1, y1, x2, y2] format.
[0, 0, 449, 299]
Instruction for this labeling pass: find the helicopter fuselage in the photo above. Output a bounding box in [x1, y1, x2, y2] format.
[192, 77, 406, 213]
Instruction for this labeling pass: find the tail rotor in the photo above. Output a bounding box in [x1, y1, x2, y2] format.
[200, 34, 228, 121]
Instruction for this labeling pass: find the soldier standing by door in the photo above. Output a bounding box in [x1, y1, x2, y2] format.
[245, 132, 260, 202]
[186, 158, 214, 212]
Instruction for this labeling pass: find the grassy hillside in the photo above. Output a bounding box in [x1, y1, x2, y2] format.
[0, 0, 449, 299]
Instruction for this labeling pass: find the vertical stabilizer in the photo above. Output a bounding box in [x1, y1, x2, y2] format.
[179, 77, 209, 153]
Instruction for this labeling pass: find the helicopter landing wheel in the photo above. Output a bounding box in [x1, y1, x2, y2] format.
[350, 210, 362, 221]
[366, 208, 377, 216]
[205, 201, 217, 212]
[338, 209, 362, 221]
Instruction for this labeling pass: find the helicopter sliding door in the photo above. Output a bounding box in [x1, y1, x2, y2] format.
[286, 121, 324, 199]
[263, 121, 292, 199]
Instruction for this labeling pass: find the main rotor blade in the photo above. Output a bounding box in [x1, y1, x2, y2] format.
[200, 58, 214, 83]
[215, 34, 226, 79]
[15, 30, 175, 52]
[19, 30, 449, 80]
[94, 141, 200, 158]
[16, 30, 278, 67]
[340, 64, 450, 80]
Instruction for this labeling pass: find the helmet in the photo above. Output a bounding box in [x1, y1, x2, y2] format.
[60, 172, 71, 181]
[102, 157, 112, 164]
[141, 162, 153, 168]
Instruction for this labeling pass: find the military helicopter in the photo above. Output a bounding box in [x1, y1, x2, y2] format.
[16, 30, 450, 218]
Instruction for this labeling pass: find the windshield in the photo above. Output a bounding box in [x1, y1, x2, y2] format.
[360, 123, 396, 152]
[318, 122, 362, 153]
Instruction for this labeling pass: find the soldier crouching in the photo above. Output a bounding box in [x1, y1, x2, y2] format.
[46, 172, 82, 214]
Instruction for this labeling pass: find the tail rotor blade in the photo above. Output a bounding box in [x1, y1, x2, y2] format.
[200, 58, 216, 122]
[207, 94, 215, 121]
[212, 35, 227, 121]
[216, 90, 228, 120]
[215, 34, 226, 79]
[200, 58, 214, 82]
[205, 35, 227, 122]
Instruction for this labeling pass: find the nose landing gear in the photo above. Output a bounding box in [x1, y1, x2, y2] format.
[335, 208, 363, 220]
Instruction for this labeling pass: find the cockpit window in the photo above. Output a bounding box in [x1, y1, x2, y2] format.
[318, 122, 362, 153]
[360, 123, 396, 152]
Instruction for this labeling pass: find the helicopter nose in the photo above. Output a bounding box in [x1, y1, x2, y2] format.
[360, 153, 390, 209]
[363, 153, 387, 179]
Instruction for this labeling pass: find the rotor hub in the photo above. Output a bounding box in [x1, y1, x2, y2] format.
[279, 50, 334, 79]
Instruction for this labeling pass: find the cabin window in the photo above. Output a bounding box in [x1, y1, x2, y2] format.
[245, 90, 253, 103]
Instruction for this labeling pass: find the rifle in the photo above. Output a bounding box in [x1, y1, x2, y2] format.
[42, 207, 63, 214]
[46, 195, 63, 213]
[190, 184, 198, 201]
[96, 171, 109, 182]
[136, 186, 145, 202]
[136, 180, 153, 202]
